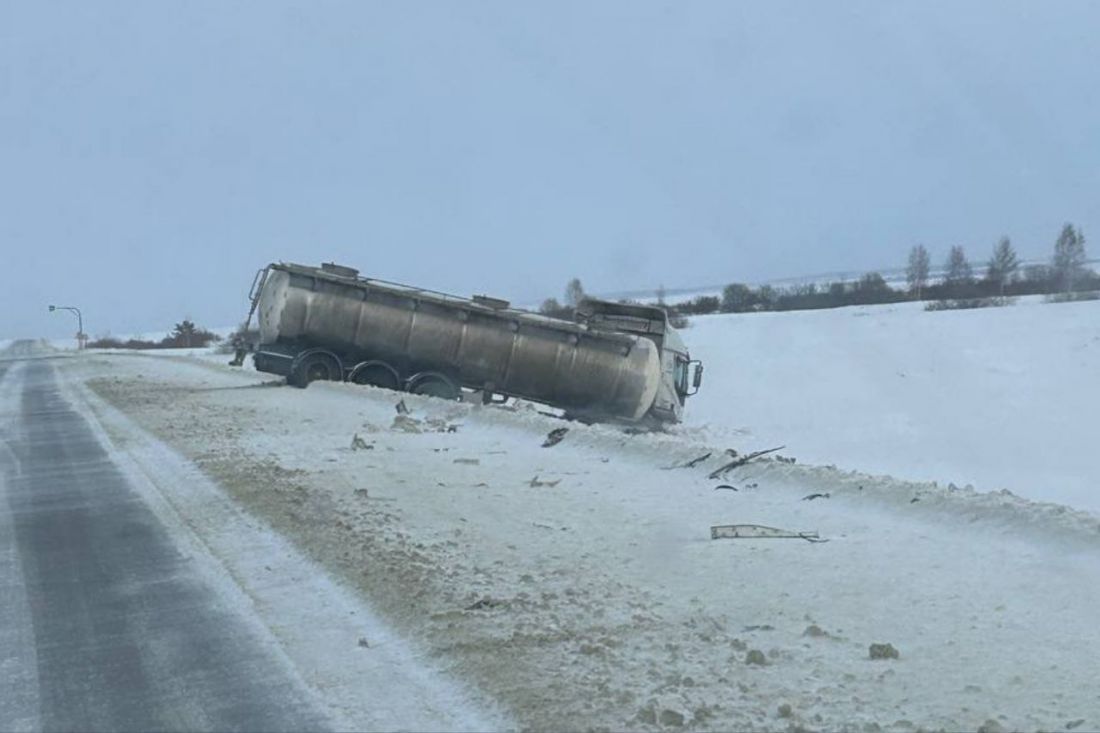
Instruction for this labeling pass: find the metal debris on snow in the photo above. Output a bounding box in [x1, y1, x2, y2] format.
[710, 524, 827, 543]
[707, 446, 785, 479]
[529, 476, 562, 488]
[541, 427, 569, 448]
[663, 452, 711, 470]
[801, 492, 830, 501]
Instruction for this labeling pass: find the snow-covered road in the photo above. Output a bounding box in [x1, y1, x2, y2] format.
[0, 353, 502, 732]
[62, 349, 1100, 732]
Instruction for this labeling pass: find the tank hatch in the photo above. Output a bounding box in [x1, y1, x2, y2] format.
[472, 294, 510, 310]
[320, 262, 360, 279]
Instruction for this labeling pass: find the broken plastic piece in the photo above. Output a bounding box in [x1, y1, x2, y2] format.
[710, 524, 827, 543]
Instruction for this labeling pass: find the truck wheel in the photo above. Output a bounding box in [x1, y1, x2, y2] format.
[349, 363, 401, 391]
[292, 353, 341, 388]
[408, 375, 460, 400]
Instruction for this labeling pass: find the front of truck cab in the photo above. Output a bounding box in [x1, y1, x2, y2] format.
[647, 325, 703, 424]
[574, 298, 702, 425]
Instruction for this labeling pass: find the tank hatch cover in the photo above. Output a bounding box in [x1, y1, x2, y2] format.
[472, 294, 510, 310]
[321, 262, 360, 279]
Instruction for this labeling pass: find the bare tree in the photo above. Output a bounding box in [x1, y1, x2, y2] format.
[906, 244, 931, 299]
[565, 278, 586, 307]
[986, 236, 1019, 295]
[1052, 223, 1087, 293]
[944, 245, 974, 287]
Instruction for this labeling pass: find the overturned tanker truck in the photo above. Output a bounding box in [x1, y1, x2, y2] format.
[238, 262, 703, 424]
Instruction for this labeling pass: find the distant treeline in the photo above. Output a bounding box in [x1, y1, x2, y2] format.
[87, 320, 221, 350]
[673, 223, 1097, 316]
[539, 223, 1096, 323]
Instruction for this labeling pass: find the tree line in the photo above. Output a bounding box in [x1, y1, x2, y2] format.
[87, 319, 222, 350]
[673, 223, 1096, 316]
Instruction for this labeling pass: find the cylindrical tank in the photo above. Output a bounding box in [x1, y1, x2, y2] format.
[254, 263, 662, 422]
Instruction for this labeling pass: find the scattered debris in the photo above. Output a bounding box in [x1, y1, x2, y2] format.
[424, 417, 459, 432]
[529, 476, 562, 488]
[354, 488, 369, 498]
[802, 624, 829, 638]
[453, 458, 480, 465]
[391, 414, 458, 433]
[742, 624, 775, 632]
[464, 596, 505, 611]
[686, 452, 711, 467]
[542, 427, 569, 448]
[869, 642, 899, 660]
[775, 455, 797, 464]
[357, 637, 370, 648]
[350, 433, 372, 451]
[802, 492, 830, 501]
[745, 649, 768, 666]
[707, 446, 785, 479]
[777, 703, 793, 719]
[391, 415, 422, 433]
[714, 484, 738, 492]
[910, 496, 921, 503]
[395, 399, 409, 414]
[664, 452, 712, 470]
[711, 524, 827, 543]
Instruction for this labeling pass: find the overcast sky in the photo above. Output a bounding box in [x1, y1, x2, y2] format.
[2, 1, 1099, 340]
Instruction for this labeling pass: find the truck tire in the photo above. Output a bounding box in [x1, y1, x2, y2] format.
[407, 373, 460, 400]
[349, 362, 402, 391]
[291, 352, 341, 388]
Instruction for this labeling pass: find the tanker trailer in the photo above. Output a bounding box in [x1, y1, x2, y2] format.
[239, 262, 702, 424]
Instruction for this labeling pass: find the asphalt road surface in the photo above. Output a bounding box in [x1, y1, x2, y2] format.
[0, 354, 330, 732]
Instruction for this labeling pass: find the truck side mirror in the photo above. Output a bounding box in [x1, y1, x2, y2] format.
[686, 360, 703, 396]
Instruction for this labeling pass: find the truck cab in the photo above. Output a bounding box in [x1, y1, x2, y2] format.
[575, 300, 703, 423]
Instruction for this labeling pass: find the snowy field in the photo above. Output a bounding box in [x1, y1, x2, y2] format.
[684, 297, 1100, 515]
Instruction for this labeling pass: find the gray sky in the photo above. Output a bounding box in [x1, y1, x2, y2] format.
[3, 1, 1098, 340]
